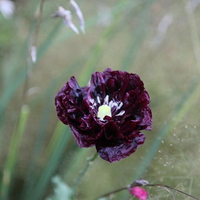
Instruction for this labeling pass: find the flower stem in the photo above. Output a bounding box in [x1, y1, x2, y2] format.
[94, 180, 200, 200]
[32, 0, 45, 47]
[147, 184, 200, 200]
[94, 186, 128, 200]
[72, 152, 98, 199]
[22, 0, 46, 105]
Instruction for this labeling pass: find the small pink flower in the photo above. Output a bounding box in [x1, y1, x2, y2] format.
[129, 186, 148, 200]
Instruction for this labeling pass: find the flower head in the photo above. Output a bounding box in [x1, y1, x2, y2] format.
[55, 68, 152, 162]
[129, 186, 148, 200]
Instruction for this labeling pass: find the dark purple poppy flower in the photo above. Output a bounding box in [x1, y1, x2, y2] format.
[55, 68, 152, 162]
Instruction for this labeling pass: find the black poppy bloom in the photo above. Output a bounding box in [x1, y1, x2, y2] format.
[55, 68, 152, 162]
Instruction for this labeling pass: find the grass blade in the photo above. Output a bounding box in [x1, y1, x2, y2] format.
[0, 105, 30, 200]
[23, 122, 70, 200]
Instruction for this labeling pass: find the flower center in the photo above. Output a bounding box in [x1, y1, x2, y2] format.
[97, 105, 112, 120]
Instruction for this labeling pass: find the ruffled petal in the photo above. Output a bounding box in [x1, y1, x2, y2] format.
[89, 72, 106, 105]
[96, 132, 145, 162]
[55, 76, 102, 147]
[70, 125, 102, 147]
[55, 76, 85, 125]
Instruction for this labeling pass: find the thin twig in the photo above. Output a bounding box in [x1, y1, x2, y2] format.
[32, 0, 45, 47]
[94, 186, 128, 200]
[147, 184, 200, 200]
[22, 0, 45, 105]
[94, 181, 200, 200]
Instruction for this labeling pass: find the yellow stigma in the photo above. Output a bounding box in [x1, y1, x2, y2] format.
[97, 105, 112, 120]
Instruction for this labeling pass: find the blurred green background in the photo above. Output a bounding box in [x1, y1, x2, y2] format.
[0, 0, 200, 199]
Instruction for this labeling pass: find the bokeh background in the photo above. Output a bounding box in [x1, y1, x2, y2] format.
[0, 0, 200, 199]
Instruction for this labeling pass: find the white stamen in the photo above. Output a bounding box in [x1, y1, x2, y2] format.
[118, 102, 123, 109]
[104, 95, 109, 104]
[89, 98, 96, 109]
[89, 98, 94, 104]
[89, 95, 124, 119]
[115, 110, 125, 116]
[108, 100, 123, 110]
[97, 96, 101, 104]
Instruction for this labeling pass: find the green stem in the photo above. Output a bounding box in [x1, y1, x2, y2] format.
[95, 182, 200, 200]
[0, 105, 30, 200]
[94, 186, 128, 200]
[72, 152, 98, 199]
[22, 0, 46, 105]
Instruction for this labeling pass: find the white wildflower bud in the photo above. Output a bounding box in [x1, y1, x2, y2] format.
[0, 0, 15, 19]
[30, 46, 37, 63]
[70, 0, 85, 34]
[52, 6, 79, 34]
[51, 6, 71, 18]
[27, 87, 40, 96]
